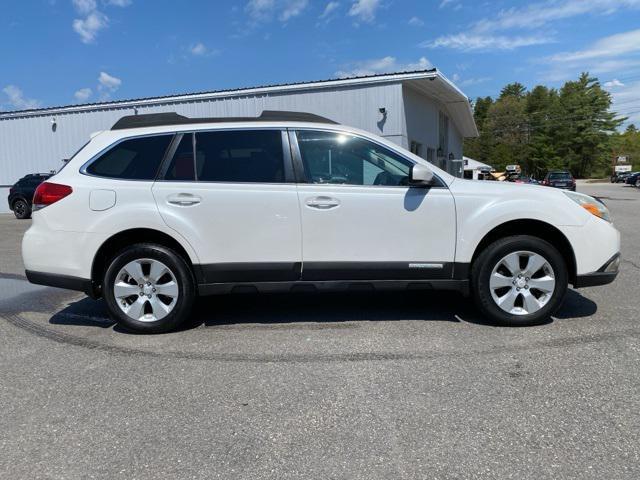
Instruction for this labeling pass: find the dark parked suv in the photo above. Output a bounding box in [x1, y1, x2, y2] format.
[625, 172, 640, 186]
[542, 170, 576, 191]
[7, 173, 52, 219]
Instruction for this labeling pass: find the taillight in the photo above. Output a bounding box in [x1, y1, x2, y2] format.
[32, 182, 72, 211]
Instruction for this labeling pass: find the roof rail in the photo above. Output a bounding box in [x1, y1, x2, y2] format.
[111, 110, 338, 130]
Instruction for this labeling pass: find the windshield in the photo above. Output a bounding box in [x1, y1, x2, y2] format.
[549, 172, 572, 180]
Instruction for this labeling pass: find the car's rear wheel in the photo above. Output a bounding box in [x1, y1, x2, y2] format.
[13, 198, 31, 219]
[471, 236, 568, 326]
[103, 243, 196, 333]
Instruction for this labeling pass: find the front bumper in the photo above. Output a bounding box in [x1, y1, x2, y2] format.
[573, 253, 620, 288]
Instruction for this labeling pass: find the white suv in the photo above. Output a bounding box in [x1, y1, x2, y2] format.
[23, 111, 620, 333]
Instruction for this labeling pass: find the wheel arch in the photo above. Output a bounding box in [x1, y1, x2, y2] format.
[90, 228, 203, 298]
[469, 219, 577, 285]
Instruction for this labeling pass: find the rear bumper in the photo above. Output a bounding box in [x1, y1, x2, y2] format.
[574, 271, 617, 288]
[573, 253, 620, 288]
[25, 270, 96, 298]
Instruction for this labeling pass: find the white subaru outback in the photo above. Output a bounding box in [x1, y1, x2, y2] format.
[23, 111, 620, 333]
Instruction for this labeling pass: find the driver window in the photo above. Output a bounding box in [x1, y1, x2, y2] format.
[295, 130, 412, 186]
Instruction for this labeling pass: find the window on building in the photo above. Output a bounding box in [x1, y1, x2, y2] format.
[194, 130, 285, 183]
[86, 135, 173, 180]
[438, 111, 449, 158]
[296, 130, 412, 186]
[426, 147, 435, 164]
[410, 141, 422, 157]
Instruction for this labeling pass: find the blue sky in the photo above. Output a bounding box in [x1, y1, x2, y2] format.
[2, 0, 640, 124]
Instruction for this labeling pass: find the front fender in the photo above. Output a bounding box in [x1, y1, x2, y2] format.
[452, 186, 588, 263]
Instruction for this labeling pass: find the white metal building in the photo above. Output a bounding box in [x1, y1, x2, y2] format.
[463, 156, 494, 180]
[0, 69, 477, 212]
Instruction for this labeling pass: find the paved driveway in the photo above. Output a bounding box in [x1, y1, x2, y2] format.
[1, 182, 638, 479]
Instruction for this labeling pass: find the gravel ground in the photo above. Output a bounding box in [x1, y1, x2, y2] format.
[0, 182, 638, 479]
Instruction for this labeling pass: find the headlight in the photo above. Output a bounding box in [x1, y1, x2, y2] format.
[563, 191, 611, 222]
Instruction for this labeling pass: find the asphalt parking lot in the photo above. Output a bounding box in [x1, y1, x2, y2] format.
[1, 182, 639, 479]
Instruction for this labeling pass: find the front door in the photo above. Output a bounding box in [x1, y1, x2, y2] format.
[152, 129, 302, 284]
[292, 129, 456, 281]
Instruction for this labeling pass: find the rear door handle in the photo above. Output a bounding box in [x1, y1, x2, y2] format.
[167, 193, 201, 206]
[305, 196, 340, 209]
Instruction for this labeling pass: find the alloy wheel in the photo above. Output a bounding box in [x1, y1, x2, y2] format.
[14, 200, 27, 217]
[489, 251, 556, 316]
[113, 258, 179, 322]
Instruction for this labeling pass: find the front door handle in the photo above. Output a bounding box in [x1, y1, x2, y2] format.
[167, 193, 201, 207]
[305, 196, 340, 209]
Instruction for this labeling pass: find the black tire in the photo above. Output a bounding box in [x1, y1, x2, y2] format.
[103, 243, 196, 333]
[471, 235, 568, 326]
[13, 198, 31, 219]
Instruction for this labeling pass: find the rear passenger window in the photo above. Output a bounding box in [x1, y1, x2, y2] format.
[86, 135, 172, 180]
[195, 130, 284, 183]
[164, 134, 195, 181]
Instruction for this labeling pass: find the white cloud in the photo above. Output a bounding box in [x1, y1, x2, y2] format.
[452, 73, 460, 82]
[405, 57, 433, 70]
[604, 79, 625, 88]
[72, 11, 108, 43]
[246, 0, 275, 22]
[408, 16, 424, 27]
[473, 0, 640, 33]
[97, 71, 121, 99]
[104, 0, 132, 6]
[459, 76, 492, 87]
[188, 42, 219, 57]
[539, 29, 640, 81]
[422, 33, 552, 51]
[72, 0, 96, 14]
[98, 71, 121, 90]
[2, 85, 41, 110]
[348, 0, 380, 23]
[439, 0, 456, 8]
[245, 0, 307, 23]
[609, 81, 640, 127]
[74, 87, 92, 101]
[190, 42, 207, 56]
[280, 0, 308, 21]
[335, 56, 432, 77]
[547, 29, 640, 63]
[320, 1, 339, 19]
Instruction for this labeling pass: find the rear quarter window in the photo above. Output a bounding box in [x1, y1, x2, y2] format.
[86, 135, 173, 180]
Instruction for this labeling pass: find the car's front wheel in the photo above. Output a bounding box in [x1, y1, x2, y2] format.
[13, 198, 31, 219]
[102, 243, 196, 333]
[471, 236, 568, 326]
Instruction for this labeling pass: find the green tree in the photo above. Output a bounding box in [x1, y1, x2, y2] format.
[464, 96, 494, 163]
[463, 73, 625, 178]
[500, 82, 527, 99]
[554, 73, 624, 177]
[610, 123, 640, 171]
[484, 94, 528, 170]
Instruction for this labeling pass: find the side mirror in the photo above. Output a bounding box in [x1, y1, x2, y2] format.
[409, 164, 434, 186]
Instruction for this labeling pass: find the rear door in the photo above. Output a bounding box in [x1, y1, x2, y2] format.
[152, 128, 302, 284]
[292, 129, 457, 281]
